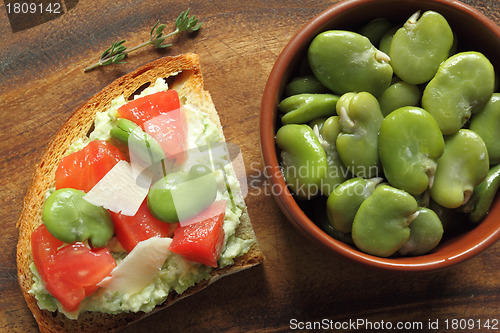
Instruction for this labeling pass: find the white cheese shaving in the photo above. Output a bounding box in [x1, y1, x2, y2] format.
[83, 160, 150, 216]
[97, 237, 172, 294]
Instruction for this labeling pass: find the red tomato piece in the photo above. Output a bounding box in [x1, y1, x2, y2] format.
[48, 243, 115, 312]
[31, 225, 80, 311]
[116, 90, 187, 164]
[143, 108, 187, 164]
[31, 224, 64, 285]
[51, 243, 116, 288]
[55, 140, 125, 193]
[110, 199, 177, 253]
[116, 90, 180, 126]
[45, 276, 85, 313]
[31, 225, 116, 312]
[169, 201, 226, 268]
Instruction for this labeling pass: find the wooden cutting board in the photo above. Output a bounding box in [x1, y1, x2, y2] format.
[1, 0, 498, 332]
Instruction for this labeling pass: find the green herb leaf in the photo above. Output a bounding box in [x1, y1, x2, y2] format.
[84, 9, 203, 72]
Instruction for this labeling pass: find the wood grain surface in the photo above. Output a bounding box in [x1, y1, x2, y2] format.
[1, 0, 499, 332]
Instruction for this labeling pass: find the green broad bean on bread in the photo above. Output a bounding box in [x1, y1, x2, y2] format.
[274, 9, 499, 258]
[42, 188, 114, 248]
[148, 164, 218, 223]
[111, 118, 165, 165]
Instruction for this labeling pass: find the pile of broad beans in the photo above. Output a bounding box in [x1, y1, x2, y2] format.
[276, 10, 500, 257]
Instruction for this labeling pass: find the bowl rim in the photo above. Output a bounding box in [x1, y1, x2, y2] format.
[260, 0, 500, 272]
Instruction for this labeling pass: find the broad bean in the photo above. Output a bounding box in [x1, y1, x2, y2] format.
[336, 92, 383, 178]
[390, 10, 454, 84]
[111, 118, 165, 165]
[279, 93, 339, 124]
[276, 124, 327, 198]
[379, 107, 444, 195]
[430, 129, 489, 208]
[463, 163, 500, 223]
[378, 81, 421, 116]
[148, 164, 217, 223]
[469, 93, 500, 165]
[284, 75, 329, 97]
[42, 188, 114, 247]
[398, 207, 443, 256]
[326, 177, 381, 233]
[311, 116, 349, 195]
[422, 51, 495, 135]
[308, 30, 393, 96]
[378, 24, 401, 55]
[352, 185, 419, 257]
[359, 17, 392, 46]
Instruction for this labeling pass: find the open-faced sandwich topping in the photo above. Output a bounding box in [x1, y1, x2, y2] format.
[29, 78, 253, 317]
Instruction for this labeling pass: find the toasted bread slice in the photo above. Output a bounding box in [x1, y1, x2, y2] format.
[16, 53, 264, 333]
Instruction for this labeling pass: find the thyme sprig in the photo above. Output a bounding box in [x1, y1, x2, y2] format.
[84, 9, 203, 72]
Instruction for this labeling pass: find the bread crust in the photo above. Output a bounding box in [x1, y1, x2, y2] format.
[16, 53, 263, 333]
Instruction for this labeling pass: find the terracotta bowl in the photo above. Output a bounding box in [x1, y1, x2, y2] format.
[260, 0, 500, 272]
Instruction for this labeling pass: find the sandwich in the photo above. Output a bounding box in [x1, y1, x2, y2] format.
[16, 53, 264, 332]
